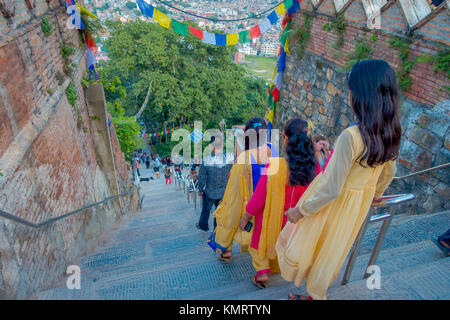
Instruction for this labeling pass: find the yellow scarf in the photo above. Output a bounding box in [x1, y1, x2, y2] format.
[213, 150, 254, 251]
[257, 157, 288, 260]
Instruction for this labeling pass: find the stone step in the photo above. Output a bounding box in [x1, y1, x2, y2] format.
[339, 239, 446, 283]
[229, 255, 450, 301]
[34, 168, 450, 300]
[358, 210, 449, 255]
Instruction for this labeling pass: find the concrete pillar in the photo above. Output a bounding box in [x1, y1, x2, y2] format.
[85, 83, 123, 210]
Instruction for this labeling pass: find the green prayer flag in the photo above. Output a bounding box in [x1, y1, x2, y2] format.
[239, 30, 251, 43]
[279, 20, 292, 45]
[172, 19, 188, 36]
[284, 0, 294, 9]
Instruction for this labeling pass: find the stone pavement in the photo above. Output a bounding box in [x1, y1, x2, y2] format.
[35, 167, 450, 300]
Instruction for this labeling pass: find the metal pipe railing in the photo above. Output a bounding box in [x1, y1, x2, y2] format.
[394, 162, 449, 180]
[341, 193, 416, 285]
[0, 190, 132, 228]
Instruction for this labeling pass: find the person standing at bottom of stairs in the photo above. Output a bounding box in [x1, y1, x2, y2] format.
[196, 134, 234, 232]
[276, 59, 402, 300]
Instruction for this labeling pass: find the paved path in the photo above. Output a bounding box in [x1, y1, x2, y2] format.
[36, 167, 450, 299]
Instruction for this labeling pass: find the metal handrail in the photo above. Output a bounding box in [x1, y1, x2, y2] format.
[341, 193, 416, 285]
[394, 162, 449, 180]
[0, 190, 131, 228]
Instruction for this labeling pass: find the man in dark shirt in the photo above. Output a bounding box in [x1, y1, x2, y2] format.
[196, 134, 234, 232]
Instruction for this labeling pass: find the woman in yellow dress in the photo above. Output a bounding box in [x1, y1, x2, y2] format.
[207, 118, 276, 261]
[238, 119, 320, 288]
[276, 59, 402, 300]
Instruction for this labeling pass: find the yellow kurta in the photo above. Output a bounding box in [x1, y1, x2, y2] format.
[212, 150, 254, 253]
[275, 125, 397, 300]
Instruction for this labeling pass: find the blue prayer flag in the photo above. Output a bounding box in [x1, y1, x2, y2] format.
[215, 33, 227, 46]
[278, 47, 286, 73]
[137, 0, 154, 18]
[267, 11, 279, 25]
[287, 0, 300, 15]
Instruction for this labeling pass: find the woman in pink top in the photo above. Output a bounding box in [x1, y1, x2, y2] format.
[239, 118, 321, 288]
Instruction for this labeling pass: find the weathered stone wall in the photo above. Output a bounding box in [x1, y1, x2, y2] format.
[279, 1, 449, 215]
[0, 1, 139, 299]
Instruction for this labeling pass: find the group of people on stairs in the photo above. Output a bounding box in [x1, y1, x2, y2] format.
[198, 60, 403, 300]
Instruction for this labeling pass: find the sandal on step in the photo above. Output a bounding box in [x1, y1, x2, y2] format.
[288, 293, 312, 300]
[252, 275, 267, 289]
[432, 238, 450, 256]
[218, 253, 232, 263]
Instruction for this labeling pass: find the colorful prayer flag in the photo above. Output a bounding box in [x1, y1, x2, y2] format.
[172, 19, 188, 36]
[154, 9, 170, 28]
[76, 4, 97, 18]
[238, 30, 251, 43]
[284, 37, 290, 54]
[275, 3, 286, 17]
[284, 0, 294, 10]
[137, 0, 154, 18]
[267, 11, 279, 25]
[258, 18, 272, 34]
[86, 47, 97, 68]
[67, 5, 85, 30]
[215, 33, 227, 46]
[202, 31, 216, 45]
[249, 25, 261, 40]
[287, 0, 300, 14]
[278, 48, 286, 72]
[87, 38, 98, 55]
[189, 26, 204, 39]
[226, 33, 239, 46]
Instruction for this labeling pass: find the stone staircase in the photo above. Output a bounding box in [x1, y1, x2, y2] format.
[34, 167, 450, 300]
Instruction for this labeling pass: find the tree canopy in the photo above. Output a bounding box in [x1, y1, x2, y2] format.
[100, 20, 268, 135]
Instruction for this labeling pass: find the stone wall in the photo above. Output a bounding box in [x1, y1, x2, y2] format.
[0, 0, 139, 299]
[279, 1, 449, 215]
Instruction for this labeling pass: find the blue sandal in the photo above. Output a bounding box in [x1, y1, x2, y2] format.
[432, 238, 450, 256]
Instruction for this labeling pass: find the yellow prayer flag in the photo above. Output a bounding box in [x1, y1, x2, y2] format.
[270, 67, 278, 87]
[76, 4, 97, 19]
[285, 37, 290, 55]
[154, 9, 171, 29]
[267, 109, 274, 124]
[308, 120, 315, 132]
[275, 3, 286, 17]
[226, 33, 239, 46]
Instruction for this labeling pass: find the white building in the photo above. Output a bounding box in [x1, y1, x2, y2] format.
[260, 43, 279, 56]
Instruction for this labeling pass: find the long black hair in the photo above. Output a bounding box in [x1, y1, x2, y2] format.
[347, 59, 402, 167]
[284, 118, 317, 186]
[244, 117, 268, 151]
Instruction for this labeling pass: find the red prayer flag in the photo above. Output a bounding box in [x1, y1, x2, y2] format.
[189, 26, 204, 39]
[270, 86, 280, 102]
[87, 38, 98, 55]
[249, 25, 261, 40]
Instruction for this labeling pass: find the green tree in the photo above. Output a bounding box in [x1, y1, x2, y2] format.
[112, 117, 144, 160]
[101, 20, 267, 152]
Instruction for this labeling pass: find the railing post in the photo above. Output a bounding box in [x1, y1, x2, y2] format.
[341, 212, 371, 285]
[363, 214, 393, 279]
[194, 190, 197, 210]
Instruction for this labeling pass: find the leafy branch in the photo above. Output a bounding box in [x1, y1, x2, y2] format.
[339, 38, 374, 73]
[293, 12, 313, 60]
[323, 13, 347, 50]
